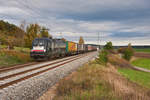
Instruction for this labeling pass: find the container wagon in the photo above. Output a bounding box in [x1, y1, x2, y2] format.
[66, 41, 78, 55]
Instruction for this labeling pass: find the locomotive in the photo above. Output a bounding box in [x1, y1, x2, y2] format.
[30, 38, 99, 60]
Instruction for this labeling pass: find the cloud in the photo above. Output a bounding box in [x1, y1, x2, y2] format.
[0, 0, 150, 45]
[0, 6, 30, 17]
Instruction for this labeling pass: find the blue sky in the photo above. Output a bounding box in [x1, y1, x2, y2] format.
[0, 0, 150, 45]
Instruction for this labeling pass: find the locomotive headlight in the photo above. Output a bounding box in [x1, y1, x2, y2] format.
[31, 49, 34, 52]
[44, 49, 46, 52]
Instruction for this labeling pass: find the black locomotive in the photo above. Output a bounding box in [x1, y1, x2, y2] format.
[30, 38, 99, 60]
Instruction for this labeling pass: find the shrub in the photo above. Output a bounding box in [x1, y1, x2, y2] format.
[109, 49, 118, 54]
[122, 48, 134, 61]
[118, 47, 127, 53]
[104, 41, 113, 50]
[108, 54, 132, 68]
[97, 50, 108, 65]
[118, 43, 134, 61]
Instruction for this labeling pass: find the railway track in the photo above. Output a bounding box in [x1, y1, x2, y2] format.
[0, 62, 38, 73]
[0, 56, 69, 73]
[0, 53, 89, 89]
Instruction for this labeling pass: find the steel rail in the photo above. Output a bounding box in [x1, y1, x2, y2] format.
[0, 54, 82, 80]
[0, 54, 87, 89]
[0, 55, 80, 73]
[0, 62, 38, 73]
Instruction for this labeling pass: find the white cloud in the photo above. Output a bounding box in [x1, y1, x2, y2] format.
[79, 21, 121, 32]
[0, 6, 29, 16]
[120, 26, 150, 33]
[0, 0, 150, 45]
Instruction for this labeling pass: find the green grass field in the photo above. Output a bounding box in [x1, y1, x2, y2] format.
[0, 49, 31, 68]
[132, 58, 150, 70]
[0, 55, 23, 67]
[134, 48, 150, 53]
[118, 68, 150, 89]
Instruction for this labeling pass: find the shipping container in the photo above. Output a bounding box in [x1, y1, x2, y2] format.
[66, 41, 77, 53]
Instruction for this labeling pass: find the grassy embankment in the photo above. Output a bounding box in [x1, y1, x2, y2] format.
[108, 53, 150, 89]
[121, 57, 150, 89]
[54, 61, 118, 100]
[134, 48, 150, 53]
[131, 58, 150, 70]
[0, 45, 31, 67]
[52, 51, 150, 100]
[118, 68, 150, 89]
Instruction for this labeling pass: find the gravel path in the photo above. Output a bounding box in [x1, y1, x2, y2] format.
[133, 66, 150, 73]
[0, 52, 97, 100]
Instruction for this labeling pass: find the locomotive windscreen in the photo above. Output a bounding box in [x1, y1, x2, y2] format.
[33, 39, 46, 46]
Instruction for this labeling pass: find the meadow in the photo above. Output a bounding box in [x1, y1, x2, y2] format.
[0, 45, 31, 67]
[134, 48, 150, 53]
[132, 58, 150, 70]
[118, 68, 150, 89]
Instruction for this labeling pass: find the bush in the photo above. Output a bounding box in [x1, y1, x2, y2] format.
[108, 54, 133, 68]
[122, 48, 134, 61]
[109, 49, 118, 54]
[97, 50, 108, 65]
[118, 47, 126, 53]
[104, 41, 113, 50]
[118, 43, 134, 61]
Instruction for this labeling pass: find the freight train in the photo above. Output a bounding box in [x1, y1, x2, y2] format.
[30, 38, 99, 60]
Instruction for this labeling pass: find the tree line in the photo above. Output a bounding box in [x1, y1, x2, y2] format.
[0, 20, 52, 49]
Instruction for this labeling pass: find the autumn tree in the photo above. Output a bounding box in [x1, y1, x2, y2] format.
[61, 38, 66, 41]
[0, 32, 7, 45]
[6, 36, 16, 49]
[128, 43, 134, 52]
[40, 27, 51, 38]
[0, 33, 15, 49]
[0, 20, 53, 48]
[79, 36, 84, 44]
[0, 20, 26, 48]
[24, 24, 40, 48]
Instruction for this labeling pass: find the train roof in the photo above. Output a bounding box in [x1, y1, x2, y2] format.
[34, 37, 51, 40]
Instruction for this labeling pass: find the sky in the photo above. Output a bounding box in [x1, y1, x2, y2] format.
[0, 0, 150, 46]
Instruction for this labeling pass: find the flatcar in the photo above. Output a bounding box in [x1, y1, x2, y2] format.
[30, 38, 98, 60]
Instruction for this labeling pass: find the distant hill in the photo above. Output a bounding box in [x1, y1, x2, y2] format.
[0, 20, 25, 47]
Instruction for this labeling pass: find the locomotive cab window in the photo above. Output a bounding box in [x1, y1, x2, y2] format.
[32, 39, 46, 46]
[32, 40, 39, 46]
[39, 40, 45, 46]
